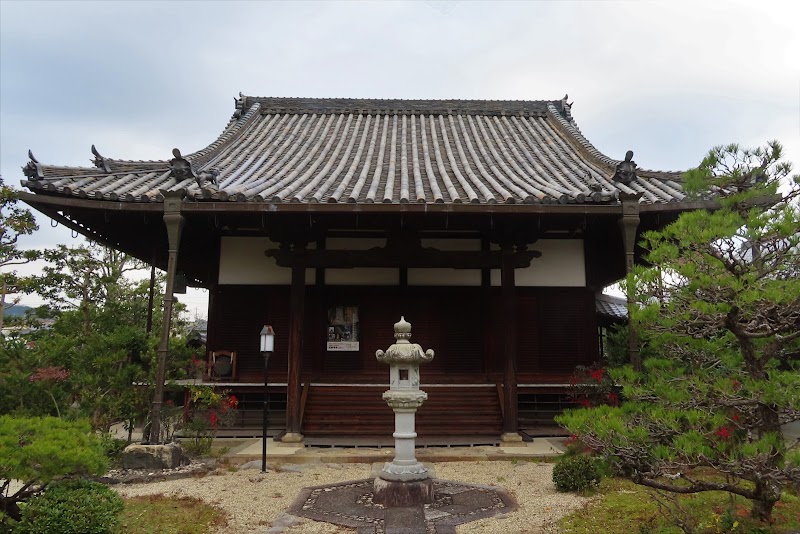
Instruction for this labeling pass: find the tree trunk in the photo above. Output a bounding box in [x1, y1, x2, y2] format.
[0, 495, 22, 522]
[751, 480, 779, 521]
[0, 277, 6, 331]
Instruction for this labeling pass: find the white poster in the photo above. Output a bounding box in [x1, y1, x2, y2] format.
[326, 305, 360, 351]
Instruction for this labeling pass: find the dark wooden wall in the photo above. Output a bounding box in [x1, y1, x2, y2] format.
[208, 284, 597, 383]
[209, 285, 292, 381]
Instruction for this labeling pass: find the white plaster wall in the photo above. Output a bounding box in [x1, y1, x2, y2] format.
[326, 237, 387, 250]
[490, 239, 585, 287]
[323, 238, 391, 285]
[219, 236, 584, 287]
[408, 239, 481, 285]
[218, 237, 314, 285]
[325, 268, 400, 286]
[407, 269, 481, 286]
[419, 238, 481, 251]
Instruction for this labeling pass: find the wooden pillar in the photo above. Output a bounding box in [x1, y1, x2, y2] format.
[148, 189, 185, 444]
[315, 236, 325, 287]
[619, 193, 642, 371]
[480, 236, 492, 375]
[145, 261, 156, 334]
[500, 242, 522, 443]
[284, 248, 306, 442]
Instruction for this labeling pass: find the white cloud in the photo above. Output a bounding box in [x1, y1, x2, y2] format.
[2, 0, 798, 319]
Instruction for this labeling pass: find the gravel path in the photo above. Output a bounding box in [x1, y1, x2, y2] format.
[115, 461, 589, 534]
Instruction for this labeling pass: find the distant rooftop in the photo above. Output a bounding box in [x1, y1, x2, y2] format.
[596, 293, 628, 321]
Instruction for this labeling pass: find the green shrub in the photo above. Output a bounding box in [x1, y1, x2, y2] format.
[552, 454, 601, 492]
[180, 427, 213, 457]
[99, 433, 128, 461]
[15, 480, 123, 534]
[0, 416, 109, 521]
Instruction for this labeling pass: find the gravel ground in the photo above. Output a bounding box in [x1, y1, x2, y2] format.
[114, 461, 589, 534]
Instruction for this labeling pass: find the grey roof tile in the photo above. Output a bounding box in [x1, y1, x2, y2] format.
[596, 294, 628, 321]
[22, 96, 686, 205]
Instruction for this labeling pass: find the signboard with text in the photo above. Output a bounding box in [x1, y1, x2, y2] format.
[326, 305, 359, 351]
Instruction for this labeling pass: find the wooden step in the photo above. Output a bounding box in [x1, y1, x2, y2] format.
[302, 386, 502, 437]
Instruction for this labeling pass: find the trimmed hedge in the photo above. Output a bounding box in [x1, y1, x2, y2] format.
[552, 454, 602, 492]
[15, 480, 123, 534]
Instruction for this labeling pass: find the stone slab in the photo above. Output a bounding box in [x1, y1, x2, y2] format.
[223, 438, 568, 466]
[232, 438, 300, 457]
[385, 507, 426, 534]
[498, 438, 565, 456]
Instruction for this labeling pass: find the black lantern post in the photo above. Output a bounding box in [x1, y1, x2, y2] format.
[260, 325, 275, 472]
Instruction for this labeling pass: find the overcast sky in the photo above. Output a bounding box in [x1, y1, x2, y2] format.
[1, 0, 798, 318]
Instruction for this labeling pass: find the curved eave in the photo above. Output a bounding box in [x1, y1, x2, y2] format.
[18, 190, 716, 216]
[21, 96, 688, 206]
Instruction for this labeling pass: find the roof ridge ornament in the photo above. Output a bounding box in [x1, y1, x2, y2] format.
[91, 145, 112, 173]
[233, 92, 248, 119]
[23, 150, 44, 180]
[613, 150, 638, 184]
[197, 169, 220, 190]
[169, 148, 195, 181]
[170, 148, 219, 190]
[561, 94, 572, 113]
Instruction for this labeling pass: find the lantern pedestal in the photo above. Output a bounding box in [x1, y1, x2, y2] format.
[373, 477, 434, 507]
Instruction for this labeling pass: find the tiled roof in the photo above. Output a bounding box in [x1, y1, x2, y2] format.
[595, 293, 628, 321]
[21, 96, 686, 205]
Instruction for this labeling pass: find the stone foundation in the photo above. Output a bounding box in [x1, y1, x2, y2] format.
[280, 432, 305, 446]
[373, 476, 434, 507]
[499, 432, 527, 447]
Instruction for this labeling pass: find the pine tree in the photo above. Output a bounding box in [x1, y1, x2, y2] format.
[558, 141, 800, 521]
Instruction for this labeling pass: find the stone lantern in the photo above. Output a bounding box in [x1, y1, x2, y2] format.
[373, 316, 435, 506]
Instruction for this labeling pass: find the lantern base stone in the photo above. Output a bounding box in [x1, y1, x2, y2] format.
[379, 460, 429, 482]
[373, 476, 434, 507]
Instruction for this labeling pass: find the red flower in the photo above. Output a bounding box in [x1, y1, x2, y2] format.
[579, 398, 592, 408]
[590, 368, 605, 383]
[209, 410, 218, 428]
[715, 427, 732, 440]
[731, 414, 740, 422]
[227, 395, 238, 408]
[607, 392, 619, 406]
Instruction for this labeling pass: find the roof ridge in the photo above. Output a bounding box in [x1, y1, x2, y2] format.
[241, 96, 560, 116]
[545, 103, 685, 181]
[546, 103, 618, 168]
[186, 101, 263, 169]
[243, 95, 560, 103]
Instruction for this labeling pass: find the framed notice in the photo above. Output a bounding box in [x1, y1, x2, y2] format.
[326, 305, 360, 351]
